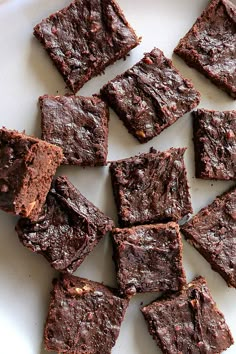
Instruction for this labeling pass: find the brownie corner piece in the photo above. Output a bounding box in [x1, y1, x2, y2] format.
[16, 175, 114, 273]
[101, 47, 200, 143]
[174, 0, 236, 98]
[110, 147, 192, 227]
[44, 274, 129, 353]
[193, 109, 236, 180]
[181, 186, 236, 288]
[141, 276, 234, 354]
[34, 0, 140, 92]
[39, 94, 109, 166]
[0, 127, 63, 221]
[112, 222, 186, 296]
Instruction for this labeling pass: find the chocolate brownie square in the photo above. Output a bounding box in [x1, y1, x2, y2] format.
[44, 274, 129, 354]
[110, 147, 192, 227]
[174, 0, 236, 99]
[112, 222, 186, 296]
[193, 109, 236, 180]
[141, 276, 234, 354]
[181, 187, 236, 288]
[34, 0, 140, 93]
[101, 48, 200, 143]
[0, 128, 63, 221]
[40, 95, 109, 166]
[15, 176, 114, 273]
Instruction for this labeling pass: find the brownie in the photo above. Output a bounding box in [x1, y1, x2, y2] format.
[110, 147, 192, 227]
[112, 222, 186, 296]
[34, 0, 140, 93]
[15, 176, 114, 273]
[101, 48, 200, 143]
[174, 0, 236, 99]
[193, 109, 236, 180]
[44, 274, 129, 354]
[181, 187, 236, 288]
[141, 276, 234, 354]
[0, 128, 63, 221]
[40, 95, 109, 166]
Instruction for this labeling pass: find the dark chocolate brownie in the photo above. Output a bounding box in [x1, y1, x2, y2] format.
[44, 274, 129, 354]
[141, 276, 234, 354]
[34, 0, 140, 93]
[110, 147, 192, 227]
[174, 0, 236, 99]
[101, 48, 200, 143]
[15, 176, 114, 273]
[0, 128, 63, 221]
[193, 109, 236, 180]
[112, 222, 186, 296]
[181, 187, 236, 288]
[40, 95, 109, 166]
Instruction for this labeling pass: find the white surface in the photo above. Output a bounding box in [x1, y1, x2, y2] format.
[0, 0, 235, 353]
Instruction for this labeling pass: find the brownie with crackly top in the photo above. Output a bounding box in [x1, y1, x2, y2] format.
[44, 274, 129, 354]
[174, 0, 236, 99]
[112, 222, 186, 296]
[193, 109, 236, 180]
[101, 48, 200, 143]
[110, 147, 192, 227]
[34, 0, 140, 93]
[15, 176, 114, 273]
[0, 128, 63, 221]
[181, 187, 236, 288]
[141, 276, 234, 354]
[40, 95, 109, 166]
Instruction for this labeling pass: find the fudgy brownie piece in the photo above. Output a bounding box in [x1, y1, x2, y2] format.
[193, 109, 236, 180]
[110, 147, 192, 227]
[101, 48, 200, 143]
[0, 128, 63, 221]
[34, 0, 140, 93]
[141, 276, 234, 354]
[40, 95, 109, 166]
[16, 176, 114, 273]
[181, 187, 236, 288]
[112, 222, 186, 296]
[44, 274, 129, 354]
[174, 0, 236, 99]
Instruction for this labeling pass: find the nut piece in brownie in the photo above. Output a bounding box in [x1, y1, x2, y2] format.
[174, 0, 236, 99]
[181, 187, 236, 288]
[112, 222, 186, 296]
[141, 276, 234, 354]
[101, 48, 200, 143]
[15, 176, 114, 273]
[0, 128, 63, 221]
[44, 274, 129, 354]
[193, 109, 236, 180]
[34, 0, 140, 93]
[40, 95, 109, 166]
[110, 147, 192, 227]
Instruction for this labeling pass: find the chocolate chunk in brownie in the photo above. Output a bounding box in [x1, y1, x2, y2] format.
[15, 176, 114, 273]
[101, 48, 200, 143]
[0, 128, 63, 221]
[112, 222, 186, 296]
[110, 147, 192, 227]
[193, 109, 236, 180]
[44, 274, 129, 354]
[34, 0, 140, 93]
[141, 276, 234, 354]
[174, 0, 236, 99]
[40, 95, 109, 166]
[181, 187, 236, 288]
